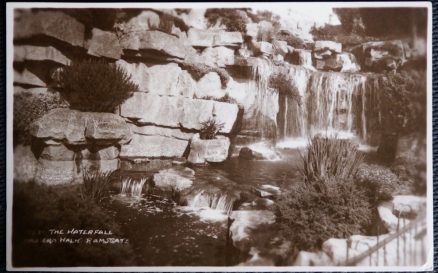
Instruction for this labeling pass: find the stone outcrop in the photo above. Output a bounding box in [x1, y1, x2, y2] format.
[129, 124, 193, 140]
[14, 68, 46, 87]
[30, 109, 131, 145]
[314, 40, 342, 54]
[120, 134, 188, 158]
[199, 46, 235, 67]
[187, 134, 230, 164]
[195, 72, 225, 99]
[116, 60, 196, 98]
[14, 10, 85, 47]
[14, 145, 38, 183]
[229, 210, 276, 249]
[153, 167, 195, 191]
[121, 93, 239, 133]
[86, 28, 123, 59]
[351, 40, 406, 72]
[14, 45, 71, 65]
[187, 29, 243, 48]
[121, 30, 188, 59]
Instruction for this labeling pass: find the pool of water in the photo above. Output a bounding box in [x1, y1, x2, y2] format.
[106, 148, 304, 266]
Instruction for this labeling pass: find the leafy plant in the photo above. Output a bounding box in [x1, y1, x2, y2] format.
[201, 94, 239, 105]
[13, 89, 68, 146]
[301, 137, 364, 182]
[276, 177, 373, 252]
[276, 30, 306, 48]
[204, 8, 248, 33]
[199, 118, 224, 140]
[151, 12, 189, 34]
[355, 163, 399, 205]
[59, 59, 138, 112]
[181, 62, 230, 88]
[80, 170, 115, 203]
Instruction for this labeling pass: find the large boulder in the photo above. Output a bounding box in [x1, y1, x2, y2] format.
[14, 145, 38, 183]
[116, 60, 196, 98]
[129, 123, 193, 140]
[14, 45, 70, 65]
[121, 30, 188, 59]
[229, 210, 276, 249]
[214, 31, 243, 47]
[187, 28, 216, 47]
[187, 134, 230, 164]
[80, 146, 120, 160]
[34, 159, 80, 185]
[153, 167, 195, 191]
[14, 68, 46, 87]
[195, 72, 226, 99]
[200, 46, 235, 67]
[29, 109, 132, 145]
[120, 93, 239, 133]
[14, 10, 85, 47]
[129, 124, 193, 140]
[315, 53, 360, 72]
[314, 40, 342, 53]
[120, 134, 189, 158]
[40, 144, 75, 161]
[293, 251, 333, 266]
[86, 28, 123, 59]
[351, 40, 406, 72]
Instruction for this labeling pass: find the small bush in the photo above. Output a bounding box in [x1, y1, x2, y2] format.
[276, 31, 305, 48]
[391, 153, 426, 195]
[301, 137, 364, 182]
[205, 8, 248, 33]
[276, 177, 373, 252]
[355, 164, 399, 205]
[59, 60, 138, 112]
[199, 118, 224, 140]
[80, 170, 115, 203]
[181, 62, 230, 88]
[151, 12, 189, 34]
[14, 90, 68, 146]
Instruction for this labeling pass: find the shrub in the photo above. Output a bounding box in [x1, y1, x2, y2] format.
[181, 62, 230, 88]
[151, 12, 189, 34]
[12, 182, 135, 267]
[301, 137, 364, 182]
[199, 118, 224, 140]
[13, 90, 68, 146]
[205, 8, 248, 33]
[378, 70, 426, 136]
[80, 170, 115, 203]
[355, 164, 399, 205]
[59, 60, 138, 112]
[276, 31, 306, 48]
[391, 153, 426, 195]
[201, 94, 239, 105]
[276, 177, 373, 252]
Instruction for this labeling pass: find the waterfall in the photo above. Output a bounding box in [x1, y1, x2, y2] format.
[249, 57, 278, 139]
[121, 177, 147, 198]
[188, 190, 236, 214]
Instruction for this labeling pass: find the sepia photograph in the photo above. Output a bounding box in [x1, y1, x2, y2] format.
[6, 2, 433, 271]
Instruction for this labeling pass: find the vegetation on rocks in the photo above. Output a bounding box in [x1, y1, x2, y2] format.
[13, 90, 68, 146]
[199, 118, 224, 140]
[181, 62, 231, 88]
[59, 59, 138, 112]
[205, 8, 248, 33]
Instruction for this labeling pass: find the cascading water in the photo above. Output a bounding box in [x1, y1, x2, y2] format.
[120, 177, 147, 198]
[187, 190, 236, 215]
[249, 57, 278, 139]
[277, 68, 381, 146]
